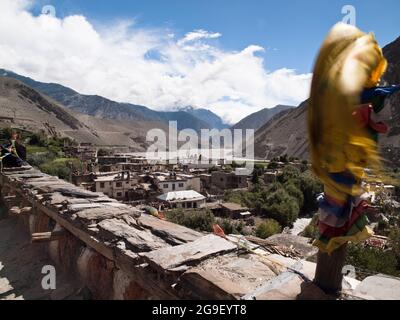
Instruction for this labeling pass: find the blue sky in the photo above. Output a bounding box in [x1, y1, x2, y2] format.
[30, 0, 400, 73]
[1, 0, 399, 123]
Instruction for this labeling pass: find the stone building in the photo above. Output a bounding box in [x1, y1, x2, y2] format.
[94, 171, 139, 201]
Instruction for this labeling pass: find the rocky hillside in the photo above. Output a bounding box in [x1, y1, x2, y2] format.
[254, 36, 400, 165]
[0, 69, 222, 132]
[231, 105, 294, 132]
[253, 101, 308, 159]
[0, 77, 168, 150]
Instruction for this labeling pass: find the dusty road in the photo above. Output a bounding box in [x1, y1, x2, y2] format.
[0, 206, 85, 300]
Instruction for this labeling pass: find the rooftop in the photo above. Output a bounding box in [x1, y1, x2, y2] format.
[221, 202, 249, 211]
[157, 190, 206, 202]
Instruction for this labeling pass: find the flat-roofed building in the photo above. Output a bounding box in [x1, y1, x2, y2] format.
[94, 171, 139, 201]
[157, 190, 206, 209]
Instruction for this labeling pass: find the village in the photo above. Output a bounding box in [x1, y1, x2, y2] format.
[64, 142, 400, 251]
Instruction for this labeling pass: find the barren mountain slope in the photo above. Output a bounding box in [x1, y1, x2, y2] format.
[0, 77, 167, 150]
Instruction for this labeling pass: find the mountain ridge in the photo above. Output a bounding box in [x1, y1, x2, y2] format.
[0, 76, 168, 150]
[253, 36, 400, 165]
[231, 105, 294, 132]
[0, 69, 225, 132]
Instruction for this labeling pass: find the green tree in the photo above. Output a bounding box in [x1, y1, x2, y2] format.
[279, 154, 289, 163]
[389, 228, 400, 263]
[267, 161, 278, 170]
[278, 165, 301, 185]
[263, 189, 299, 227]
[299, 171, 323, 213]
[285, 183, 304, 208]
[256, 219, 282, 239]
[251, 164, 264, 185]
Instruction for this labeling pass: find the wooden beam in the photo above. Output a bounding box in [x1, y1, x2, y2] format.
[9, 206, 32, 216]
[34, 201, 115, 261]
[31, 230, 67, 243]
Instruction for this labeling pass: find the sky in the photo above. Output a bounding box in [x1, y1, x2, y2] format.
[0, 0, 399, 124]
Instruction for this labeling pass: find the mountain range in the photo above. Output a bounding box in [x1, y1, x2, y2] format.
[253, 36, 400, 166]
[2, 35, 398, 162]
[0, 69, 291, 151]
[231, 105, 294, 132]
[0, 69, 225, 133]
[0, 76, 169, 150]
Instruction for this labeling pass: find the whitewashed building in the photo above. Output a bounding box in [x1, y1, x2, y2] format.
[157, 190, 206, 209]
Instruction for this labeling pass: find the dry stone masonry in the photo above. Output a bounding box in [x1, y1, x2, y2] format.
[1, 165, 399, 300]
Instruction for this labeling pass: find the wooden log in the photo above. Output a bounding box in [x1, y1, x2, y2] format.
[314, 244, 347, 295]
[31, 230, 67, 243]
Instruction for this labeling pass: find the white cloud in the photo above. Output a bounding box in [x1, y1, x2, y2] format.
[0, 0, 312, 124]
[177, 29, 222, 46]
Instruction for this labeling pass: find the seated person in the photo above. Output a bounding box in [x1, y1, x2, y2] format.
[9, 130, 27, 161]
[0, 142, 24, 168]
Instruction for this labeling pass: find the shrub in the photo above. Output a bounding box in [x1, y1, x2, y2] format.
[40, 158, 82, 181]
[166, 209, 215, 232]
[28, 132, 48, 147]
[216, 218, 246, 235]
[345, 244, 400, 280]
[256, 219, 282, 239]
[302, 213, 319, 238]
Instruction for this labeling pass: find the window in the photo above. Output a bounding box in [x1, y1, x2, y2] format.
[178, 183, 184, 188]
[172, 183, 176, 191]
[163, 184, 169, 189]
[116, 182, 122, 188]
[116, 192, 122, 197]
[100, 182, 105, 189]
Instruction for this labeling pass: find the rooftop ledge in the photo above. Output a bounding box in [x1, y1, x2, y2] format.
[1, 165, 399, 300]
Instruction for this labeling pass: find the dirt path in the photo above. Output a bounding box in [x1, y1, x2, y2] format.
[0, 207, 85, 300]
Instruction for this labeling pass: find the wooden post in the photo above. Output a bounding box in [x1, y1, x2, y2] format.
[314, 244, 347, 295]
